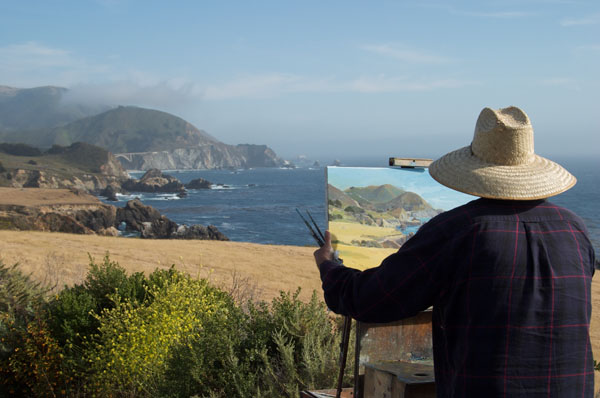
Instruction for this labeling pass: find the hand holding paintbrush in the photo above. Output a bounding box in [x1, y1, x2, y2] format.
[295, 209, 342, 265]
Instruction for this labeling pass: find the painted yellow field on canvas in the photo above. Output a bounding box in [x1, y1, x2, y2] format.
[329, 220, 400, 269]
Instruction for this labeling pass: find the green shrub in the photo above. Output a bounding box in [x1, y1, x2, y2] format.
[2, 315, 67, 397]
[2, 257, 354, 397]
[167, 288, 354, 398]
[328, 199, 343, 208]
[47, 255, 147, 349]
[0, 261, 65, 396]
[258, 289, 353, 396]
[160, 289, 247, 398]
[83, 254, 147, 309]
[0, 143, 42, 156]
[86, 272, 236, 397]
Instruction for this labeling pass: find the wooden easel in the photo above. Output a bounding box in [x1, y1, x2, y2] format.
[302, 158, 436, 398]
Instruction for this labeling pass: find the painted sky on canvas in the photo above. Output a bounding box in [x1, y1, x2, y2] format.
[327, 166, 474, 210]
[1, 1, 598, 162]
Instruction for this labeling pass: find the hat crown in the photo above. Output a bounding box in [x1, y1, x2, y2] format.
[471, 106, 535, 165]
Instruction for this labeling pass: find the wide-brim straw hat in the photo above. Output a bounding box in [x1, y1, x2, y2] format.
[429, 106, 576, 200]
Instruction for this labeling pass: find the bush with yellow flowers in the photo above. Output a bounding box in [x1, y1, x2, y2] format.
[85, 271, 237, 397]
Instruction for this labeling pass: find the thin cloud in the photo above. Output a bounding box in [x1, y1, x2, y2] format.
[416, 3, 532, 18]
[560, 13, 600, 26]
[0, 42, 78, 69]
[360, 43, 455, 64]
[540, 77, 581, 90]
[203, 73, 306, 100]
[202, 73, 474, 100]
[458, 10, 530, 18]
[63, 81, 199, 109]
[346, 75, 474, 93]
[574, 43, 600, 53]
[0, 41, 110, 87]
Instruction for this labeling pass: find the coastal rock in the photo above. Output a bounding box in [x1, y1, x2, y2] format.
[121, 169, 186, 194]
[98, 226, 120, 236]
[116, 198, 165, 231]
[100, 184, 120, 201]
[174, 224, 229, 241]
[35, 212, 94, 234]
[73, 206, 117, 232]
[185, 177, 212, 189]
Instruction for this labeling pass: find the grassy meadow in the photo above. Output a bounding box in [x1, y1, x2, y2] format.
[0, 230, 320, 303]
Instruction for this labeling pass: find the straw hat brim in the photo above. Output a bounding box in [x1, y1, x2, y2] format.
[429, 146, 576, 200]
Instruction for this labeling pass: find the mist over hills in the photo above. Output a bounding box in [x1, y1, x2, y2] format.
[0, 85, 287, 170]
[0, 85, 108, 133]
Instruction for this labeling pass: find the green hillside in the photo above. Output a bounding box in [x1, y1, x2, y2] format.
[345, 184, 405, 204]
[327, 184, 360, 208]
[47, 106, 218, 153]
[0, 142, 128, 188]
[380, 191, 433, 212]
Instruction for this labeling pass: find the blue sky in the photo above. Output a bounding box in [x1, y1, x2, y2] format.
[1, 0, 598, 162]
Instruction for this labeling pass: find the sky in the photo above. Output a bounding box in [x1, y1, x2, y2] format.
[1, 0, 598, 163]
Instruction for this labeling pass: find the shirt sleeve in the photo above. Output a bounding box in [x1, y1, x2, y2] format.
[319, 218, 459, 323]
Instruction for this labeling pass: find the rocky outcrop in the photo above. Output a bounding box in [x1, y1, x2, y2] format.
[185, 177, 212, 189]
[0, 202, 119, 236]
[0, 188, 228, 240]
[5, 168, 124, 193]
[1, 142, 129, 193]
[115, 143, 288, 171]
[116, 198, 177, 238]
[121, 169, 185, 194]
[116, 198, 228, 240]
[99, 184, 121, 201]
[173, 224, 228, 240]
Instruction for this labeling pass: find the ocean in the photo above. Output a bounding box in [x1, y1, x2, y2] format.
[106, 157, 599, 253]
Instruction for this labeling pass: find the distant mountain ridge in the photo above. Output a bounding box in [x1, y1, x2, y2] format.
[0, 85, 288, 170]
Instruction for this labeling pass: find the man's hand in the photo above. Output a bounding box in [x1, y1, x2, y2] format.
[314, 230, 334, 267]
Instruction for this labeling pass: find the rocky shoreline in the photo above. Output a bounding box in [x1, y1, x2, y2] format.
[0, 187, 228, 241]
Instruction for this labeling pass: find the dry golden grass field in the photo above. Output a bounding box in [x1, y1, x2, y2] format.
[0, 230, 321, 303]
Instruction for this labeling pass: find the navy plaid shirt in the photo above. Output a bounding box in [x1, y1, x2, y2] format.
[319, 198, 596, 397]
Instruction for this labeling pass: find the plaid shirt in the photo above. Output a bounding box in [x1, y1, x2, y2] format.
[319, 198, 596, 397]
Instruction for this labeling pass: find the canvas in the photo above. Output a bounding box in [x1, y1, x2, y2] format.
[326, 166, 474, 270]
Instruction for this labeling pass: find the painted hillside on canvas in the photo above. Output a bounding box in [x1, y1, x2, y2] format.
[326, 166, 473, 270]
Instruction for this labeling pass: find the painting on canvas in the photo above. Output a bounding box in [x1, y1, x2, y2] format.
[326, 166, 474, 270]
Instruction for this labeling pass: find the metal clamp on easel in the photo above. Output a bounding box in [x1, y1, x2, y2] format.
[389, 158, 432, 168]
